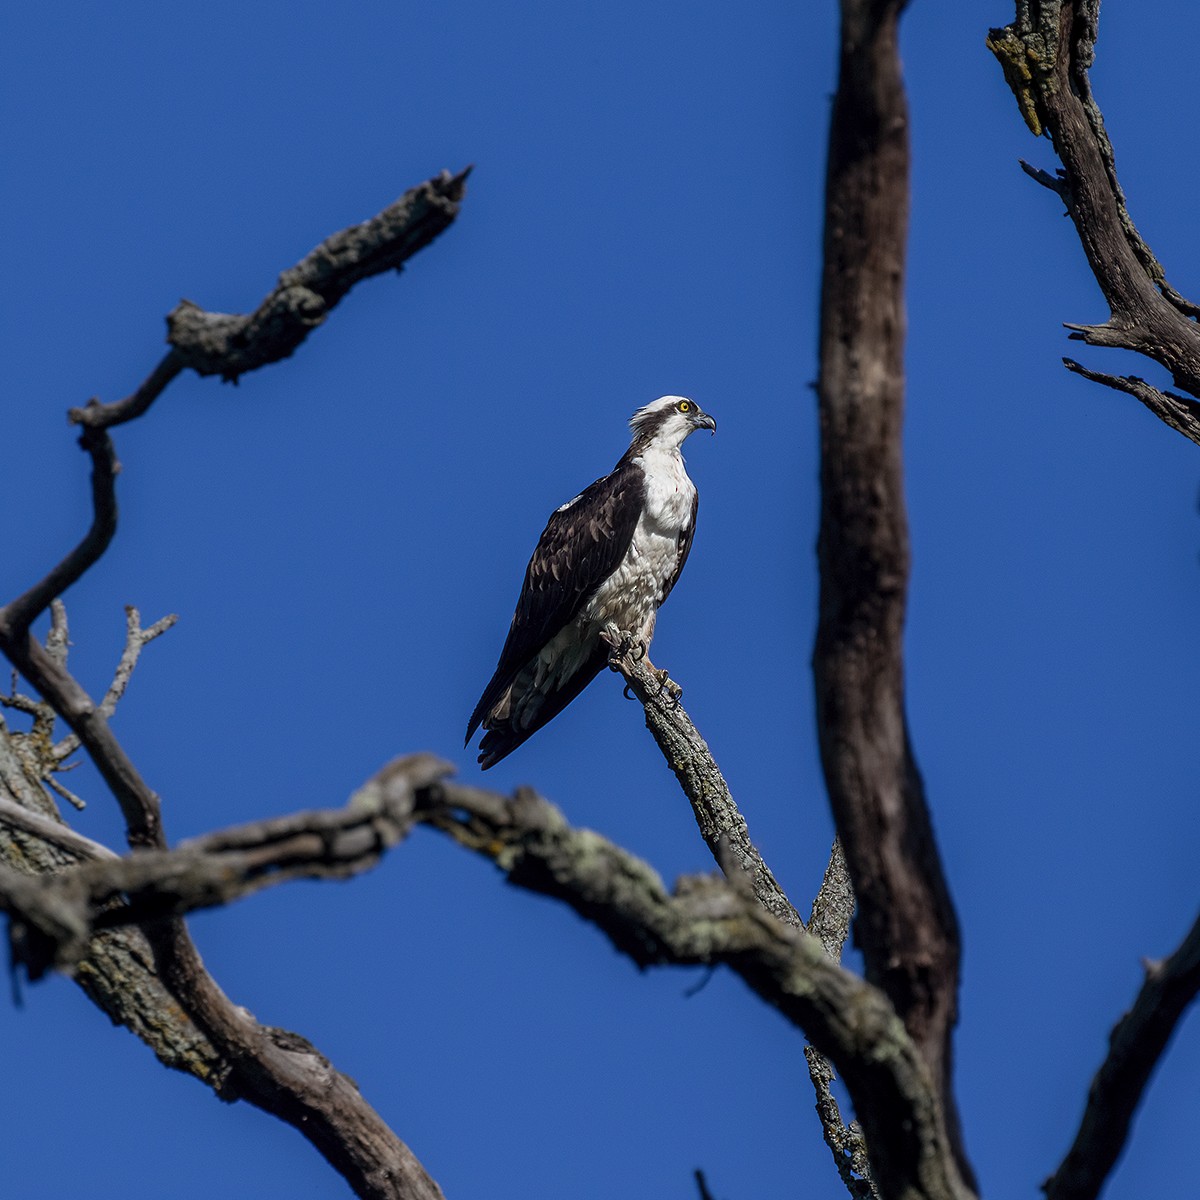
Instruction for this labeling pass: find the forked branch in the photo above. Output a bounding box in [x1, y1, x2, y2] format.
[989, 1, 1200, 442]
[418, 776, 964, 1200]
[0, 169, 468, 1200]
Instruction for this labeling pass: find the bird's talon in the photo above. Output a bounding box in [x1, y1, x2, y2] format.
[653, 669, 682, 706]
[623, 684, 635, 701]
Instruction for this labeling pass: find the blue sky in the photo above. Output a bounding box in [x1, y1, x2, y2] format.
[3, 2, 1198, 1197]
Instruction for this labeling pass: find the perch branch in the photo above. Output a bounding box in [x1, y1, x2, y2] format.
[989, 1, 1200, 437]
[604, 638, 801, 930]
[1044, 912, 1200, 1200]
[607, 643, 872, 1196]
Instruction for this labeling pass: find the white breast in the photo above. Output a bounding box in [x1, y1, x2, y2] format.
[579, 446, 695, 643]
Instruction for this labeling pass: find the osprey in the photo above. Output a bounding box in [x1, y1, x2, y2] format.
[466, 395, 716, 768]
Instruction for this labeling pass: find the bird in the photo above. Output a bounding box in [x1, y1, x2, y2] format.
[466, 395, 716, 769]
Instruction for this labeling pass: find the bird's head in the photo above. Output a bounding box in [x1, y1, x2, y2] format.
[628, 395, 717, 450]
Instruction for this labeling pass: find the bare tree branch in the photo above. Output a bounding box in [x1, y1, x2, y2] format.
[1044, 913, 1200, 1200]
[815, 4, 970, 1191]
[605, 614, 882, 1196]
[0, 754, 448, 978]
[52, 606, 178, 762]
[0, 170, 469, 1199]
[1061, 360, 1200, 449]
[804, 1045, 875, 1200]
[0, 429, 119, 642]
[607, 642, 873, 1196]
[0, 625, 167, 849]
[0, 786, 231, 1087]
[0, 752, 449, 1200]
[989, 1, 1200, 438]
[70, 168, 470, 428]
[988, 10, 1200, 1194]
[605, 639, 801, 929]
[1, 166, 470, 849]
[418, 776, 969, 1200]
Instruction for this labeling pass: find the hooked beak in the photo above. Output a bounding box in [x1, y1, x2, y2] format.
[694, 409, 716, 434]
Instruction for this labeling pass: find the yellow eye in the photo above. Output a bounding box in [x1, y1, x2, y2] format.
[678, 400, 691, 413]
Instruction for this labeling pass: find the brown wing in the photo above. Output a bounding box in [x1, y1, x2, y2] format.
[465, 460, 645, 747]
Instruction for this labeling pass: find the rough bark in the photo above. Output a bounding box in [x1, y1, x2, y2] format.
[604, 639, 801, 929]
[990, 5, 1200, 1194]
[988, 1, 1200, 444]
[1, 755, 447, 978]
[606, 641, 876, 1196]
[814, 3, 971, 1192]
[419, 779, 964, 1200]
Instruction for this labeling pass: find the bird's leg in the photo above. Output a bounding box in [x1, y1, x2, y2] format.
[602, 623, 647, 666]
[602, 624, 676, 704]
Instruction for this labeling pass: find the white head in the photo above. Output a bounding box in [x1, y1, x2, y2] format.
[627, 395, 717, 451]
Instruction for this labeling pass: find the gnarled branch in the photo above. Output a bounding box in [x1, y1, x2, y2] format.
[418, 777, 968, 1200]
[1, 169, 468, 1199]
[70, 168, 470, 428]
[1, 754, 448, 979]
[989, 2, 1200, 442]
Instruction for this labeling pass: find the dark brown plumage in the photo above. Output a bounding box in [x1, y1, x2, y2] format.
[466, 463, 644, 767]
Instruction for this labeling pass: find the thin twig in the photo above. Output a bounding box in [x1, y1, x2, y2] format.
[67, 351, 184, 431]
[804, 1045, 876, 1199]
[1062, 360, 1200, 449]
[53, 606, 178, 761]
[804, 839, 874, 1197]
